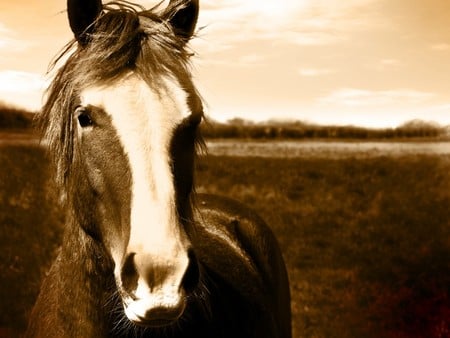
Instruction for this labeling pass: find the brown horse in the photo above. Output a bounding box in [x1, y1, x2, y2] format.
[26, 1, 291, 337]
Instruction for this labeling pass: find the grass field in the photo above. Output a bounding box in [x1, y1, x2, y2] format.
[0, 143, 449, 337]
[0, 145, 62, 337]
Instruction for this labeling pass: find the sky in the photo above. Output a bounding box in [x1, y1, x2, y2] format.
[0, 0, 450, 127]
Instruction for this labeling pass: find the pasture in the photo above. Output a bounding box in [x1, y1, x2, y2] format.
[0, 141, 449, 337]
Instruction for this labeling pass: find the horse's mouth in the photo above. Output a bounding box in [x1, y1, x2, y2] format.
[123, 297, 186, 328]
[131, 314, 177, 328]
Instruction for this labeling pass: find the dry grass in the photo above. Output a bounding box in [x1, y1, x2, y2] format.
[0, 145, 62, 336]
[0, 144, 449, 337]
[196, 154, 450, 338]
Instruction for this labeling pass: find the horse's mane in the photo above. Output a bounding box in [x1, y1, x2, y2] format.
[40, 0, 203, 190]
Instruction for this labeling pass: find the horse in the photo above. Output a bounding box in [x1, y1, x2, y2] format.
[26, 0, 291, 337]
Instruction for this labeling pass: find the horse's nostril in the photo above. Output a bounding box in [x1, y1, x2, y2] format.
[181, 249, 200, 293]
[121, 253, 138, 293]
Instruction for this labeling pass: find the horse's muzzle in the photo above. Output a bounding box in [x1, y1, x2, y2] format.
[120, 250, 199, 327]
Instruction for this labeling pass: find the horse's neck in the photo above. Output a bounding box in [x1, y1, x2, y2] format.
[52, 221, 116, 336]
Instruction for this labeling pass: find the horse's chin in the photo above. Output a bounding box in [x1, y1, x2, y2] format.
[122, 296, 186, 328]
[128, 314, 177, 328]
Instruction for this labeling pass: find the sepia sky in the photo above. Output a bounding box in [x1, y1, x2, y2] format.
[0, 0, 450, 127]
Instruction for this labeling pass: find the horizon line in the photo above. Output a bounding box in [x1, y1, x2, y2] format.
[1, 100, 449, 130]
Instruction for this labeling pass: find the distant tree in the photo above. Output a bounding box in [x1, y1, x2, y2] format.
[395, 119, 442, 138]
[0, 102, 35, 130]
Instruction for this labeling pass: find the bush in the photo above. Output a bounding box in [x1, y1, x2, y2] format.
[0, 103, 34, 130]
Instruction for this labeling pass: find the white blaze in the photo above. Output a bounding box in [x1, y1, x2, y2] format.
[81, 72, 191, 287]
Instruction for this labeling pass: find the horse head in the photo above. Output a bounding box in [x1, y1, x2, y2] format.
[50, 0, 202, 327]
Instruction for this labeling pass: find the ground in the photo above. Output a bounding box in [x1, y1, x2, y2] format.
[0, 140, 449, 337]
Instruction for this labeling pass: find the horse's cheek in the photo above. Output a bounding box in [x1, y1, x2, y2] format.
[97, 201, 124, 255]
[79, 136, 106, 192]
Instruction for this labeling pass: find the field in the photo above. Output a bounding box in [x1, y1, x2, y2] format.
[0, 141, 449, 337]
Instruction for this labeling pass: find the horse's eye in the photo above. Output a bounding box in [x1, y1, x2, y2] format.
[76, 107, 94, 128]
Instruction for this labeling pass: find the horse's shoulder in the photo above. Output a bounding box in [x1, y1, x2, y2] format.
[193, 193, 291, 338]
[193, 193, 286, 294]
[195, 193, 272, 238]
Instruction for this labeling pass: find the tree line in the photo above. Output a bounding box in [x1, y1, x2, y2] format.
[201, 118, 449, 140]
[1, 104, 448, 140]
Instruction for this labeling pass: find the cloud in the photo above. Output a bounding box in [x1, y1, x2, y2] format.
[431, 43, 450, 51]
[0, 23, 9, 33]
[237, 53, 266, 66]
[380, 59, 401, 66]
[192, 0, 379, 53]
[280, 31, 346, 46]
[298, 67, 335, 77]
[319, 88, 435, 107]
[374, 58, 403, 71]
[0, 70, 48, 111]
[412, 104, 450, 126]
[0, 23, 33, 51]
[431, 103, 450, 111]
[195, 52, 267, 68]
[0, 70, 46, 92]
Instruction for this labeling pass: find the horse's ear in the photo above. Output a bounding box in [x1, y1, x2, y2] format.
[67, 0, 103, 45]
[166, 0, 199, 42]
